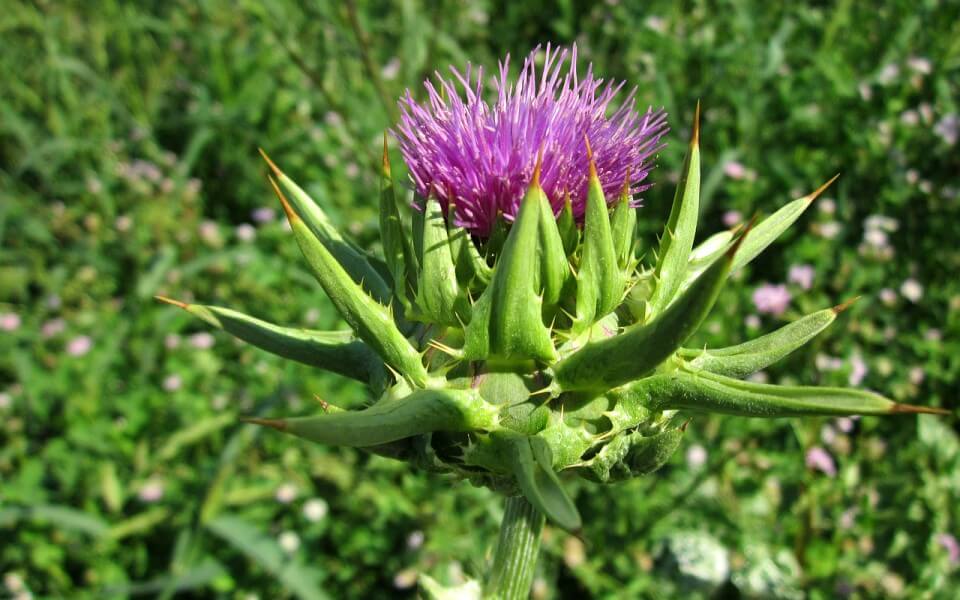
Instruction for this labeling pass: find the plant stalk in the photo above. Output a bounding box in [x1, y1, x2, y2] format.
[484, 496, 545, 599]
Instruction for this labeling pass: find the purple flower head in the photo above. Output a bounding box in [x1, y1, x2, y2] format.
[394, 44, 668, 236]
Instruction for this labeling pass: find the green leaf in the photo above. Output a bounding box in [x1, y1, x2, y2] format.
[732, 175, 838, 272]
[615, 368, 948, 417]
[206, 515, 330, 600]
[498, 433, 581, 532]
[379, 137, 418, 306]
[158, 299, 387, 386]
[649, 103, 700, 314]
[464, 176, 558, 364]
[553, 232, 739, 392]
[679, 303, 846, 377]
[261, 150, 390, 304]
[415, 196, 469, 325]
[244, 388, 495, 448]
[271, 176, 429, 387]
[574, 157, 623, 330]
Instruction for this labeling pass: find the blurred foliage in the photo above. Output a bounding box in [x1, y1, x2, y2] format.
[1, 0, 959, 598]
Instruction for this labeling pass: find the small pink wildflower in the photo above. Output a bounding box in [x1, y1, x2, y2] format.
[752, 284, 791, 316]
[787, 264, 815, 290]
[805, 446, 837, 477]
[67, 335, 92, 357]
[0, 313, 20, 332]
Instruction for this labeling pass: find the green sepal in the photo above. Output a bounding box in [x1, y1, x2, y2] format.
[553, 232, 739, 392]
[613, 367, 947, 417]
[495, 432, 582, 532]
[679, 304, 844, 378]
[483, 212, 509, 262]
[447, 211, 492, 293]
[379, 141, 418, 307]
[161, 299, 387, 388]
[610, 188, 637, 270]
[732, 175, 837, 273]
[649, 104, 700, 314]
[245, 388, 496, 447]
[463, 181, 559, 364]
[574, 162, 623, 330]
[537, 189, 570, 311]
[261, 151, 391, 304]
[557, 194, 579, 256]
[272, 177, 430, 387]
[415, 196, 470, 326]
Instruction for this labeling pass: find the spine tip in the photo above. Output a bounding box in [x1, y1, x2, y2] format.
[258, 148, 282, 178]
[889, 403, 950, 416]
[832, 296, 861, 314]
[240, 416, 289, 431]
[267, 174, 299, 224]
[154, 295, 188, 309]
[691, 100, 701, 146]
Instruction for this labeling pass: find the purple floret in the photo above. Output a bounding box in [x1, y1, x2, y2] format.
[394, 44, 668, 237]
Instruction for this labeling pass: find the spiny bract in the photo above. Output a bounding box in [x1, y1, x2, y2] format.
[158, 48, 944, 532]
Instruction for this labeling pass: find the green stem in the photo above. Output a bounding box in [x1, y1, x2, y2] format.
[484, 496, 545, 599]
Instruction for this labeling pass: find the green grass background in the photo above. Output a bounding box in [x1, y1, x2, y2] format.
[1, 0, 959, 598]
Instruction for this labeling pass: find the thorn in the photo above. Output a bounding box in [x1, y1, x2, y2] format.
[680, 418, 692, 432]
[258, 148, 283, 178]
[620, 166, 633, 200]
[154, 295, 188, 309]
[691, 100, 701, 146]
[802, 173, 840, 206]
[427, 339, 463, 358]
[529, 385, 553, 397]
[313, 394, 331, 412]
[889, 403, 950, 416]
[584, 135, 597, 180]
[832, 296, 861, 314]
[240, 416, 288, 431]
[267, 174, 299, 224]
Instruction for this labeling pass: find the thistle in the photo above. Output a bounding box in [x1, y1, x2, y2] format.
[158, 45, 945, 598]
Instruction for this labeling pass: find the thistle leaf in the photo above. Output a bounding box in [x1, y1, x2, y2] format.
[732, 175, 838, 272]
[497, 432, 582, 532]
[260, 150, 391, 304]
[649, 103, 700, 314]
[463, 171, 558, 364]
[379, 135, 418, 306]
[575, 145, 624, 329]
[243, 388, 495, 447]
[616, 368, 949, 416]
[156, 297, 387, 386]
[553, 228, 742, 392]
[415, 196, 470, 325]
[270, 176, 430, 387]
[678, 303, 848, 377]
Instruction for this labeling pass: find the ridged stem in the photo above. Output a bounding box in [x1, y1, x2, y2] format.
[484, 496, 545, 599]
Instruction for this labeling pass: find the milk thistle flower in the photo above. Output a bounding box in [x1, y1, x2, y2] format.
[395, 44, 668, 235]
[158, 45, 947, 599]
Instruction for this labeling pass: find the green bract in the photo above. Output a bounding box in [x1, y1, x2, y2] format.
[159, 112, 945, 532]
